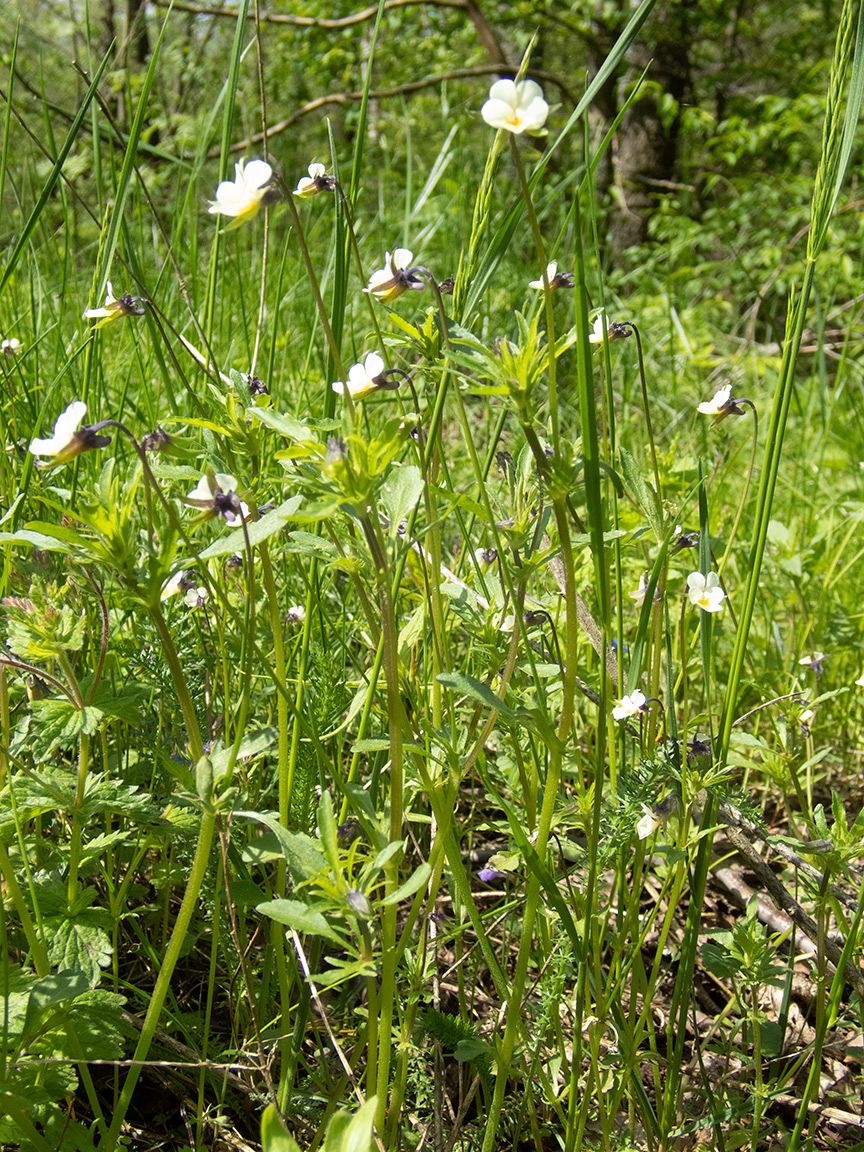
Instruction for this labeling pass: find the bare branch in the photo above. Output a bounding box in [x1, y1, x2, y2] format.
[207, 66, 579, 158]
[151, 0, 467, 29]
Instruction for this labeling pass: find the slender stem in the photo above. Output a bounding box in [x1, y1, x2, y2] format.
[509, 138, 559, 458]
[98, 808, 217, 1151]
[66, 731, 91, 908]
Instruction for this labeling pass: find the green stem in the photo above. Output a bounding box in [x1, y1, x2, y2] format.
[98, 807, 217, 1151]
[66, 731, 91, 908]
[509, 138, 559, 458]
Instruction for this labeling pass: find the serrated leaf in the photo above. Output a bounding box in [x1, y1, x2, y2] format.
[29, 699, 104, 755]
[699, 941, 740, 980]
[46, 920, 112, 987]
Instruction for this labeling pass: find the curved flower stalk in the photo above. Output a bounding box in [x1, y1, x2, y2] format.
[29, 401, 111, 467]
[83, 282, 146, 328]
[481, 78, 549, 135]
[208, 158, 273, 229]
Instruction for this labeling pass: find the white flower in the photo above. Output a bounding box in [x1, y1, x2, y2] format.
[613, 690, 647, 721]
[799, 708, 816, 725]
[697, 384, 745, 421]
[629, 572, 649, 607]
[208, 159, 273, 229]
[528, 261, 574, 291]
[160, 570, 186, 600]
[286, 605, 306, 623]
[294, 162, 334, 198]
[28, 400, 109, 466]
[185, 586, 208, 609]
[697, 384, 731, 414]
[366, 248, 418, 303]
[799, 652, 826, 670]
[187, 472, 250, 524]
[1, 337, 22, 354]
[589, 313, 609, 344]
[636, 806, 662, 840]
[481, 78, 549, 135]
[686, 571, 725, 613]
[332, 353, 387, 399]
[83, 281, 146, 327]
[856, 673, 864, 688]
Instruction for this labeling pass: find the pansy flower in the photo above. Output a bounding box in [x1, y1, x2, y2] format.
[481, 78, 549, 135]
[83, 282, 146, 328]
[187, 472, 250, 525]
[294, 162, 336, 198]
[799, 652, 826, 674]
[28, 400, 111, 467]
[1, 338, 22, 355]
[184, 586, 208, 609]
[208, 159, 273, 229]
[686, 571, 725, 613]
[160, 570, 188, 600]
[697, 383, 747, 422]
[366, 249, 425, 303]
[612, 690, 647, 721]
[528, 261, 574, 291]
[332, 352, 401, 399]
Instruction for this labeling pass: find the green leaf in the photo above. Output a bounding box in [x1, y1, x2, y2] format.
[0, 526, 88, 554]
[196, 754, 214, 805]
[381, 861, 431, 906]
[261, 1105, 302, 1152]
[209, 727, 278, 780]
[322, 1097, 378, 1152]
[318, 790, 341, 875]
[453, 1037, 493, 1064]
[619, 447, 664, 539]
[248, 406, 314, 441]
[699, 941, 740, 980]
[237, 810, 326, 883]
[255, 898, 346, 945]
[28, 700, 104, 756]
[46, 919, 112, 987]
[198, 495, 304, 558]
[436, 671, 516, 720]
[283, 530, 337, 558]
[381, 464, 424, 537]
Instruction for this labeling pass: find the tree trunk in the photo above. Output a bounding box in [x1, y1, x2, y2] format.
[609, 0, 694, 256]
